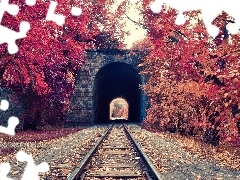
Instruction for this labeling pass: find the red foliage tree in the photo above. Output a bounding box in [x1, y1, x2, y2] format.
[135, 2, 240, 146]
[0, 0, 125, 130]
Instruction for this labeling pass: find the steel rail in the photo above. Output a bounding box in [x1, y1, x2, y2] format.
[67, 123, 114, 180]
[122, 123, 163, 180]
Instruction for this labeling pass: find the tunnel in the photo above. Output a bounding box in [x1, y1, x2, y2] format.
[93, 62, 144, 124]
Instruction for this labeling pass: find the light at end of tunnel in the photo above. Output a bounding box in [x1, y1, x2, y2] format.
[109, 97, 129, 120]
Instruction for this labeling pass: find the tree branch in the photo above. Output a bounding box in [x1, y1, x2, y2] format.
[125, 14, 149, 30]
[165, 18, 187, 38]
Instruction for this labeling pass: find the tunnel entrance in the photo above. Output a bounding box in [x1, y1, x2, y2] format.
[94, 62, 143, 124]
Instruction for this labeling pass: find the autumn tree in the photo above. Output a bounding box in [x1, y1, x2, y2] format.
[0, 0, 126, 130]
[134, 1, 240, 146]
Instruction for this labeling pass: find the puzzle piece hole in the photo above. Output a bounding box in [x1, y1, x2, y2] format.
[0, 100, 9, 111]
[25, 0, 36, 6]
[19, 21, 30, 33]
[5, 4, 19, 16]
[71, 6, 82, 16]
[8, 116, 19, 127]
[0, 163, 11, 176]
[150, 0, 162, 13]
[16, 151, 50, 179]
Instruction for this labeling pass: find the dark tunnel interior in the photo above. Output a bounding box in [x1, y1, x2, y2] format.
[94, 62, 143, 123]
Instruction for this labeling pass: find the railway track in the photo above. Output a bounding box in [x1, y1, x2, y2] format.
[67, 122, 162, 180]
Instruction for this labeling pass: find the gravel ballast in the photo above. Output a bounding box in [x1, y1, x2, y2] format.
[0, 125, 109, 179]
[1, 123, 240, 180]
[127, 124, 240, 180]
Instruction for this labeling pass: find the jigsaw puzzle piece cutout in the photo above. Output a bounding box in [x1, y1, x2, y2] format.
[150, 0, 192, 26]
[150, 0, 162, 14]
[71, 6, 82, 16]
[16, 151, 49, 180]
[46, 1, 82, 25]
[0, 99, 9, 111]
[0, 163, 13, 180]
[46, 1, 65, 26]
[0, 21, 30, 54]
[228, 22, 240, 35]
[175, 12, 186, 25]
[0, 0, 19, 22]
[0, 116, 19, 136]
[150, 0, 240, 38]
[25, 0, 36, 6]
[222, 1, 240, 35]
[151, 0, 202, 23]
[0, 0, 30, 54]
[201, 7, 222, 38]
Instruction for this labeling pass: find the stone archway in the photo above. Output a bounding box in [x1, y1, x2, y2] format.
[64, 49, 146, 127]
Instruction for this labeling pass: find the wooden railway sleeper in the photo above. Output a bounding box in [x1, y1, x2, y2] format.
[67, 123, 163, 180]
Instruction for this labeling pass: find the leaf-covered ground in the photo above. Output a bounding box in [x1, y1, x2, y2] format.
[128, 124, 240, 180]
[1, 128, 82, 143]
[1, 124, 239, 179]
[0, 125, 108, 179]
[0, 128, 82, 157]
